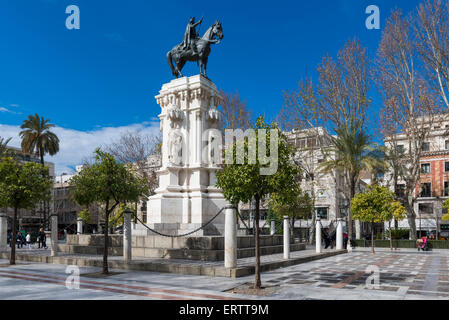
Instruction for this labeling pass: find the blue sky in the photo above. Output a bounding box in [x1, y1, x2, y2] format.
[0, 0, 423, 174]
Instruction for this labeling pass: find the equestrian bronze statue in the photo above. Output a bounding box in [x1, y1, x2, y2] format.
[167, 18, 223, 78]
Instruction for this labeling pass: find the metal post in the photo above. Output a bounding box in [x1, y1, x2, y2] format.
[123, 210, 132, 262]
[50, 214, 58, 257]
[336, 218, 343, 250]
[77, 218, 83, 235]
[270, 220, 275, 236]
[316, 218, 322, 253]
[224, 205, 237, 268]
[283, 216, 290, 259]
[0, 214, 7, 252]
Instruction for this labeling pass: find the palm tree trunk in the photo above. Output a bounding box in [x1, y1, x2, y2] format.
[10, 207, 18, 265]
[371, 221, 375, 254]
[103, 198, 110, 274]
[348, 176, 356, 248]
[254, 195, 261, 289]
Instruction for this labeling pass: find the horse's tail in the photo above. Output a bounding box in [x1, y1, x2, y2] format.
[166, 51, 176, 77]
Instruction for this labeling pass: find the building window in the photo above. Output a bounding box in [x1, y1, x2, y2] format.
[316, 207, 328, 219]
[396, 145, 404, 153]
[422, 142, 430, 152]
[420, 183, 432, 198]
[445, 162, 449, 172]
[421, 163, 431, 174]
[446, 140, 449, 150]
[445, 181, 449, 197]
[317, 189, 326, 198]
[418, 203, 434, 217]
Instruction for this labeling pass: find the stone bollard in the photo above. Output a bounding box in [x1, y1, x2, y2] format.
[50, 214, 58, 257]
[0, 214, 7, 252]
[224, 205, 237, 268]
[316, 218, 322, 253]
[123, 210, 132, 262]
[77, 218, 83, 235]
[283, 216, 290, 259]
[270, 220, 275, 236]
[336, 218, 343, 250]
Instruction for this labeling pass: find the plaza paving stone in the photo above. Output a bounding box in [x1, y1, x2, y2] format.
[0, 246, 449, 299]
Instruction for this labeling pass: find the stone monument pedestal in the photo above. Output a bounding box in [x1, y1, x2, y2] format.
[147, 75, 229, 236]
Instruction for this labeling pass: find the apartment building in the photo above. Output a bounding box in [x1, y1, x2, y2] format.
[385, 115, 449, 238]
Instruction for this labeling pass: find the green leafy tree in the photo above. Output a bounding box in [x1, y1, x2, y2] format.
[0, 157, 53, 264]
[270, 189, 313, 240]
[78, 209, 92, 225]
[216, 116, 298, 289]
[110, 203, 136, 228]
[320, 125, 385, 246]
[442, 199, 449, 221]
[70, 149, 147, 274]
[351, 185, 405, 253]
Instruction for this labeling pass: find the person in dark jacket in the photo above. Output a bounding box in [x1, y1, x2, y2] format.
[38, 228, 47, 249]
[16, 232, 24, 249]
[323, 229, 331, 249]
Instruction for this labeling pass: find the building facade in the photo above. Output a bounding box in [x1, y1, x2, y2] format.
[385, 116, 449, 239]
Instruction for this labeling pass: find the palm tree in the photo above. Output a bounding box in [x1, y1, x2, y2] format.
[19, 114, 60, 165]
[319, 125, 385, 247]
[0, 137, 12, 158]
[20, 114, 60, 229]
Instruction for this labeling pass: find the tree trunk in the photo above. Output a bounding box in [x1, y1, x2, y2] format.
[10, 207, 18, 265]
[371, 221, 375, 254]
[290, 217, 295, 243]
[405, 200, 417, 241]
[348, 177, 356, 248]
[389, 220, 392, 251]
[254, 196, 261, 289]
[103, 199, 110, 275]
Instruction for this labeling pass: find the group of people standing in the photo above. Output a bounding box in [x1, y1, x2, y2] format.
[7, 228, 47, 249]
[322, 222, 348, 249]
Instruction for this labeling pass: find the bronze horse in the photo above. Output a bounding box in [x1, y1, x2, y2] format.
[167, 21, 223, 78]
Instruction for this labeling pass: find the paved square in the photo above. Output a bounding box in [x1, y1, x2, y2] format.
[0, 248, 448, 299]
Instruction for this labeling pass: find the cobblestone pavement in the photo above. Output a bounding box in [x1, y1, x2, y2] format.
[1, 248, 448, 299]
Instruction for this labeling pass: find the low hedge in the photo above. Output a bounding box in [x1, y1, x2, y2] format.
[353, 239, 449, 249]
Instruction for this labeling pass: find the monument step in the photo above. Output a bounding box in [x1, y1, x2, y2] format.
[57, 244, 123, 256]
[131, 243, 306, 261]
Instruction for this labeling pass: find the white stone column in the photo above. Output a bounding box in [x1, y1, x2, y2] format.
[123, 210, 132, 262]
[50, 215, 58, 257]
[270, 220, 275, 236]
[336, 218, 343, 250]
[77, 218, 83, 235]
[355, 220, 361, 239]
[316, 218, 322, 253]
[224, 205, 237, 268]
[283, 216, 290, 259]
[0, 214, 7, 252]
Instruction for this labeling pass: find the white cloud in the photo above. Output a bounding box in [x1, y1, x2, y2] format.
[0, 121, 160, 175]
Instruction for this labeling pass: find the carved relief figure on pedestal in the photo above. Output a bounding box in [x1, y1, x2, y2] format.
[168, 131, 183, 166]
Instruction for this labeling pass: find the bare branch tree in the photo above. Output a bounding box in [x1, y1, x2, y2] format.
[376, 9, 441, 240]
[218, 90, 252, 131]
[415, 0, 449, 109]
[105, 131, 161, 196]
[281, 38, 373, 245]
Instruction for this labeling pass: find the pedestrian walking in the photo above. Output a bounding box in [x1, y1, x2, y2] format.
[26, 233, 31, 249]
[38, 228, 46, 249]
